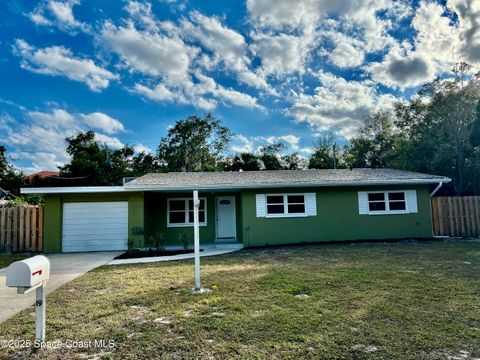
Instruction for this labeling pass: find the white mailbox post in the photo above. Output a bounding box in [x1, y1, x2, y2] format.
[6, 255, 50, 342]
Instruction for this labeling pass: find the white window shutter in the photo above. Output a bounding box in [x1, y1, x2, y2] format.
[256, 194, 266, 217]
[358, 192, 369, 214]
[405, 190, 418, 213]
[305, 193, 317, 216]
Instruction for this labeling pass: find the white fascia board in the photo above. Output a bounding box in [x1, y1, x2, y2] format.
[20, 186, 128, 195]
[124, 177, 452, 191]
[21, 177, 451, 194]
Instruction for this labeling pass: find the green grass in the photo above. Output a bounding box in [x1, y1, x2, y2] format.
[1, 241, 480, 359]
[0, 253, 30, 269]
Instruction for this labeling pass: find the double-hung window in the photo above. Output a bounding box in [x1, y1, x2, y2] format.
[367, 191, 407, 213]
[266, 194, 307, 217]
[167, 198, 207, 227]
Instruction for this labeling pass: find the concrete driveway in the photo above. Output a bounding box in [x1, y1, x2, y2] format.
[0, 252, 121, 323]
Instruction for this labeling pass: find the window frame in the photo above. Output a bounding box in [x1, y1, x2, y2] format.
[167, 197, 207, 227]
[265, 193, 308, 218]
[366, 191, 408, 215]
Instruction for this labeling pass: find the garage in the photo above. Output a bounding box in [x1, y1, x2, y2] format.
[62, 201, 128, 252]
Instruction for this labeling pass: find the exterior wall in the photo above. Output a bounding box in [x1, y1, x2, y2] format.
[144, 192, 242, 246]
[240, 185, 433, 247]
[42, 184, 433, 252]
[43, 192, 144, 252]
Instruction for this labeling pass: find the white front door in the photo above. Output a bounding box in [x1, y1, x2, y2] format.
[216, 196, 236, 239]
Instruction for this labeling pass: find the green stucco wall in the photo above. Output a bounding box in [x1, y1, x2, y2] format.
[144, 192, 242, 246]
[240, 185, 433, 247]
[43, 192, 145, 252]
[42, 184, 433, 252]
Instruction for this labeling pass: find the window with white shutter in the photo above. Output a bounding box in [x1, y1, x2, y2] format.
[255, 193, 317, 218]
[358, 190, 417, 215]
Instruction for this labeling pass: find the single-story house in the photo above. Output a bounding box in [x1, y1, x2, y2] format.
[21, 168, 451, 253]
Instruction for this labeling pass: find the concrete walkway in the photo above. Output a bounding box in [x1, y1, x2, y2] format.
[108, 243, 243, 266]
[0, 252, 121, 323]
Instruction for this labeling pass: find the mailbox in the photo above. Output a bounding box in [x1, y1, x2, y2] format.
[5, 255, 50, 342]
[6, 255, 50, 288]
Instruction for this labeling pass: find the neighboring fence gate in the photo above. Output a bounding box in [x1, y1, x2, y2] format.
[0, 206, 44, 252]
[432, 196, 480, 237]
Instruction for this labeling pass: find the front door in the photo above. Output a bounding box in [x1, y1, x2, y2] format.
[216, 196, 236, 239]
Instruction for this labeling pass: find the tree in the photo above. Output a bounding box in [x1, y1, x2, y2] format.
[157, 114, 232, 172]
[59, 131, 159, 186]
[258, 143, 286, 170]
[344, 110, 398, 168]
[308, 134, 337, 169]
[0, 145, 22, 196]
[281, 152, 306, 170]
[225, 152, 261, 171]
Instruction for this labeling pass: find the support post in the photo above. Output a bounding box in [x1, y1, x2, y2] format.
[35, 283, 46, 342]
[193, 190, 201, 290]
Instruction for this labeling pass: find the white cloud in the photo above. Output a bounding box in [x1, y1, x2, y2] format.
[450, 0, 480, 64]
[94, 133, 124, 149]
[231, 135, 254, 153]
[135, 72, 263, 110]
[28, 0, 89, 33]
[368, 0, 480, 90]
[27, 109, 75, 128]
[179, 11, 273, 92]
[79, 112, 125, 134]
[251, 33, 312, 77]
[13, 39, 118, 91]
[99, 21, 197, 85]
[1, 108, 128, 171]
[326, 32, 366, 68]
[133, 144, 152, 154]
[288, 72, 396, 139]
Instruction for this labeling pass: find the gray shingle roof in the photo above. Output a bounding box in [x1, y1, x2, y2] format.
[125, 168, 450, 190]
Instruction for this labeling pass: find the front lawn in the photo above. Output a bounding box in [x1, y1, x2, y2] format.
[1, 241, 479, 359]
[0, 253, 30, 269]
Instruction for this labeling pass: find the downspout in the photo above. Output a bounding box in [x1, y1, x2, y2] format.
[430, 181, 443, 198]
[429, 181, 444, 238]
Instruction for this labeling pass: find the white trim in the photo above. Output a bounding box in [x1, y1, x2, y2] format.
[166, 197, 207, 228]
[124, 178, 452, 191]
[21, 186, 126, 194]
[361, 190, 416, 215]
[21, 176, 452, 195]
[265, 193, 309, 218]
[215, 196, 237, 240]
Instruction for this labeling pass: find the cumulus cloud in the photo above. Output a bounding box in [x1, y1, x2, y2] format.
[100, 21, 197, 84]
[368, 0, 480, 90]
[13, 39, 118, 91]
[450, 0, 480, 63]
[28, 0, 89, 33]
[0, 107, 128, 171]
[251, 33, 312, 77]
[180, 11, 272, 92]
[134, 72, 263, 110]
[288, 72, 396, 139]
[79, 112, 125, 134]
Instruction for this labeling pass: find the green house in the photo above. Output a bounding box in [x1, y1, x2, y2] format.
[21, 168, 450, 253]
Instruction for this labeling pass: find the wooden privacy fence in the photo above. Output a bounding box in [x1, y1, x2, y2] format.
[0, 206, 44, 252]
[432, 196, 480, 237]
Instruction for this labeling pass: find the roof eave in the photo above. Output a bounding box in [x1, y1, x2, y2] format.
[20, 186, 128, 195]
[125, 177, 452, 191]
[20, 177, 451, 195]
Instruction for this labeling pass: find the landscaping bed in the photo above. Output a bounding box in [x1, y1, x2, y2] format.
[1, 241, 479, 359]
[114, 248, 203, 260]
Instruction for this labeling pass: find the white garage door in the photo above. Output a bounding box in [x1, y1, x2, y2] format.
[62, 202, 128, 252]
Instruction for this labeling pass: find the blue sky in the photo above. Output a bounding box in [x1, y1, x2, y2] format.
[0, 0, 478, 172]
